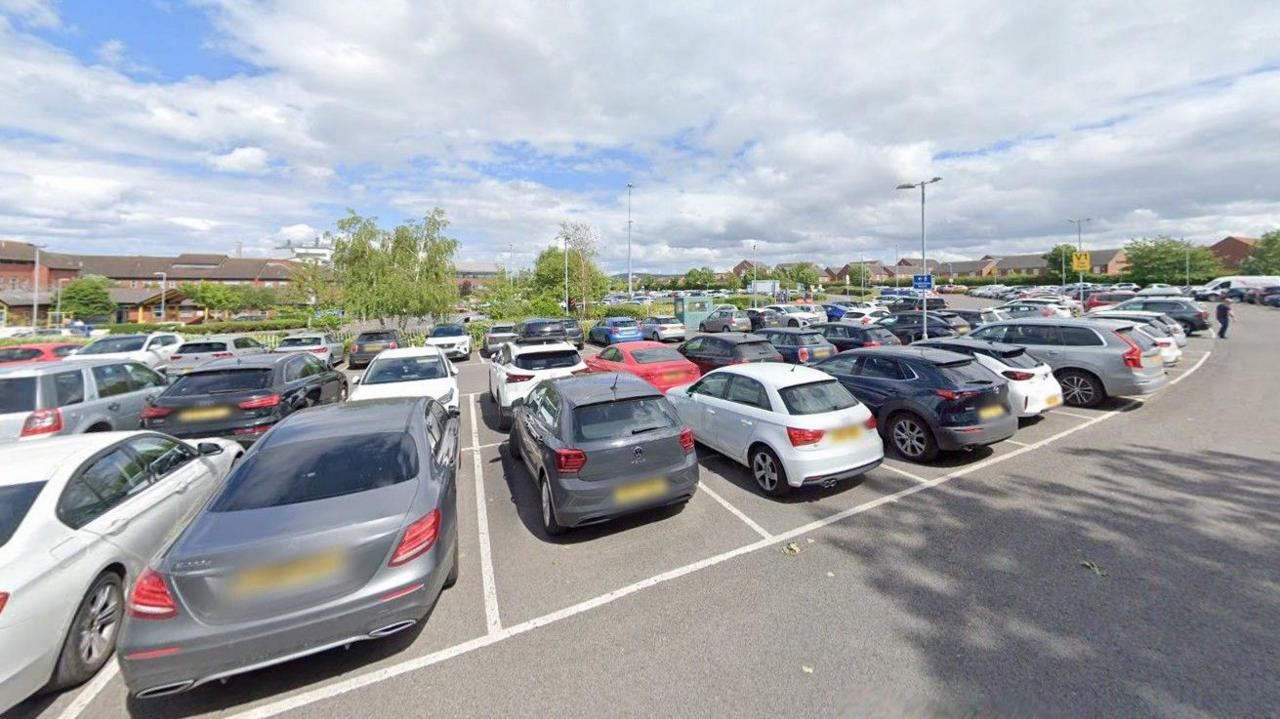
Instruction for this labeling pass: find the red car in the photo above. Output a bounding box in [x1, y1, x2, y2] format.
[583, 340, 701, 393]
[0, 342, 82, 366]
[1085, 290, 1136, 312]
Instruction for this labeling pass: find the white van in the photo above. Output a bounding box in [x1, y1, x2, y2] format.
[1191, 276, 1280, 300]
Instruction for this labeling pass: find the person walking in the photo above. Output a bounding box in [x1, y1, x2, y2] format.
[1216, 298, 1235, 339]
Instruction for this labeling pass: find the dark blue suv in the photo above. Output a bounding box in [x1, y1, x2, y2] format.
[754, 327, 837, 365]
[811, 347, 1018, 462]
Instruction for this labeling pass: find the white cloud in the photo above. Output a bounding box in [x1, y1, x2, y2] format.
[207, 146, 271, 173]
[167, 217, 220, 231]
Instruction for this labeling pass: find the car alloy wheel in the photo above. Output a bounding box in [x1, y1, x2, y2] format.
[752, 452, 778, 492]
[540, 477, 566, 536]
[78, 581, 120, 667]
[338, 385, 348, 402]
[1059, 373, 1096, 406]
[892, 417, 929, 459]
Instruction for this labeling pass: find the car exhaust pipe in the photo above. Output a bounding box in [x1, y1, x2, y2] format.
[135, 680, 195, 699]
[368, 619, 416, 638]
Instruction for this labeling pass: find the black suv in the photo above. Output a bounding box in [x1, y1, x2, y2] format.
[515, 318, 569, 343]
[1109, 298, 1210, 333]
[875, 311, 968, 344]
[885, 296, 947, 313]
[677, 333, 782, 374]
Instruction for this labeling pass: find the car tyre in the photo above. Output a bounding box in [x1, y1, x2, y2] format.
[49, 571, 122, 691]
[888, 412, 938, 463]
[443, 539, 459, 589]
[749, 445, 792, 497]
[540, 475, 568, 536]
[508, 425, 522, 460]
[1056, 369, 1104, 408]
[789, 319, 799, 327]
[337, 384, 349, 402]
[497, 406, 512, 431]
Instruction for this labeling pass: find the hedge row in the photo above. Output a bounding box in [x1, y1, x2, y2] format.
[105, 320, 308, 335]
[0, 335, 91, 348]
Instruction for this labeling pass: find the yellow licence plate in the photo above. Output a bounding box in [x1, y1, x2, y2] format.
[1045, 395, 1062, 407]
[363, 343, 385, 352]
[662, 371, 686, 381]
[614, 478, 667, 504]
[978, 405, 1006, 420]
[831, 425, 863, 442]
[232, 551, 346, 597]
[179, 406, 232, 422]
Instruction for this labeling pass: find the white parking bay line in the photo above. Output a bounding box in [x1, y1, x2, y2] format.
[469, 395, 502, 635]
[1004, 439, 1031, 447]
[211, 354, 1215, 719]
[1050, 409, 1096, 420]
[1170, 351, 1210, 385]
[462, 441, 505, 452]
[877, 462, 930, 484]
[56, 660, 117, 719]
[698, 482, 771, 538]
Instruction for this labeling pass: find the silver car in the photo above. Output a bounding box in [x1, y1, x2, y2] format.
[167, 336, 269, 376]
[118, 397, 460, 699]
[968, 318, 1167, 407]
[699, 308, 750, 333]
[0, 359, 169, 443]
[272, 332, 345, 367]
[482, 323, 518, 357]
[639, 315, 687, 342]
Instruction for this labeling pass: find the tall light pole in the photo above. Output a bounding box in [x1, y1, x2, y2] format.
[897, 177, 942, 339]
[751, 242, 758, 308]
[626, 183, 634, 299]
[30, 243, 46, 330]
[54, 277, 70, 327]
[563, 232, 569, 312]
[508, 242, 514, 292]
[153, 271, 167, 322]
[1068, 218, 1092, 298]
[1184, 244, 1190, 287]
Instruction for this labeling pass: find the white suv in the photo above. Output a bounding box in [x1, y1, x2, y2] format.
[65, 332, 183, 371]
[764, 304, 823, 327]
[487, 341, 587, 429]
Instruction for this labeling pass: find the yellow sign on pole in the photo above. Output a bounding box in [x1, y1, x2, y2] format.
[1071, 251, 1091, 272]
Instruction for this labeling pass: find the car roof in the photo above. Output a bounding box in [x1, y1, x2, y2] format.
[615, 340, 671, 352]
[371, 346, 447, 359]
[704, 332, 766, 343]
[845, 346, 972, 364]
[262, 398, 422, 447]
[552, 372, 658, 406]
[0, 357, 124, 375]
[281, 332, 326, 338]
[195, 354, 293, 371]
[709, 361, 834, 388]
[0, 431, 151, 487]
[0, 342, 80, 350]
[179, 335, 237, 343]
[604, 316, 636, 321]
[510, 340, 577, 356]
[915, 337, 1024, 354]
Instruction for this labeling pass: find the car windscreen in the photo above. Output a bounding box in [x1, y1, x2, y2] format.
[176, 342, 228, 354]
[631, 347, 685, 364]
[365, 356, 448, 383]
[430, 325, 465, 337]
[277, 337, 321, 348]
[210, 432, 419, 511]
[80, 337, 146, 354]
[0, 482, 44, 547]
[795, 333, 827, 346]
[734, 341, 779, 359]
[514, 350, 581, 371]
[865, 327, 897, 342]
[778, 380, 859, 415]
[0, 377, 38, 413]
[357, 331, 396, 342]
[935, 359, 997, 386]
[573, 397, 678, 442]
[166, 369, 273, 397]
[609, 319, 638, 328]
[995, 347, 1040, 369]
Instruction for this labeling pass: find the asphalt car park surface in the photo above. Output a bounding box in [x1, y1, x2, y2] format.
[12, 298, 1279, 719]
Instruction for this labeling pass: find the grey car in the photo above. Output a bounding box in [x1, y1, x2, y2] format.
[0, 359, 168, 442]
[509, 373, 698, 536]
[482, 323, 518, 357]
[118, 397, 460, 699]
[968, 318, 1168, 407]
[560, 317, 585, 350]
[167, 336, 269, 376]
[699, 308, 751, 333]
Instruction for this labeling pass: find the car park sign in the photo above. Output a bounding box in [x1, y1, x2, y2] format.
[1072, 251, 1091, 272]
[912, 274, 934, 290]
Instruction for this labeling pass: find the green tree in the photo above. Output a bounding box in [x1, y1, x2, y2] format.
[528, 223, 609, 316]
[1042, 244, 1078, 285]
[1240, 229, 1280, 275]
[1123, 236, 1223, 286]
[58, 276, 116, 320]
[683, 266, 715, 289]
[179, 281, 238, 321]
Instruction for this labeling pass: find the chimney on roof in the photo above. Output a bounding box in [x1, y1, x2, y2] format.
[235, 241, 243, 258]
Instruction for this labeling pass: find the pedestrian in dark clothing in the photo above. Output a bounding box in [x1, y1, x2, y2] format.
[1216, 299, 1235, 339]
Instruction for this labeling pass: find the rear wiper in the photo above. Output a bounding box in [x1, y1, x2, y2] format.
[631, 425, 665, 435]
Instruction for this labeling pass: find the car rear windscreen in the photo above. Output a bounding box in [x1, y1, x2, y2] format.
[631, 347, 685, 364]
[167, 369, 273, 397]
[0, 482, 44, 547]
[865, 327, 897, 342]
[778, 380, 859, 415]
[796, 333, 827, 345]
[357, 331, 396, 342]
[0, 377, 37, 413]
[277, 337, 320, 348]
[610, 319, 638, 328]
[1118, 327, 1157, 351]
[652, 316, 679, 324]
[733, 341, 778, 360]
[514, 350, 581, 371]
[936, 359, 997, 385]
[573, 397, 678, 442]
[210, 432, 420, 511]
[995, 347, 1040, 369]
[81, 337, 146, 353]
[365, 356, 447, 383]
[0, 348, 42, 362]
[176, 342, 228, 354]
[523, 321, 564, 334]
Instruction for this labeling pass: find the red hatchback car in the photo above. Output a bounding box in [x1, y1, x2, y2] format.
[1085, 290, 1136, 312]
[0, 342, 82, 366]
[583, 340, 700, 393]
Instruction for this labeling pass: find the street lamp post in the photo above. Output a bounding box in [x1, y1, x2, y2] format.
[626, 183, 634, 300]
[897, 177, 942, 339]
[751, 242, 758, 308]
[1184, 244, 1190, 287]
[54, 278, 70, 327]
[1068, 218, 1092, 299]
[30, 243, 46, 330]
[153, 272, 168, 322]
[563, 232, 569, 313]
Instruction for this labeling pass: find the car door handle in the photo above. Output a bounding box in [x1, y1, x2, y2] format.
[106, 517, 129, 535]
[107, 402, 120, 411]
[706, 408, 717, 415]
[740, 419, 753, 426]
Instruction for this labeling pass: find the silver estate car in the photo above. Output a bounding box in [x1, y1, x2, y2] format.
[968, 318, 1167, 407]
[118, 397, 460, 699]
[0, 359, 169, 443]
[509, 372, 698, 535]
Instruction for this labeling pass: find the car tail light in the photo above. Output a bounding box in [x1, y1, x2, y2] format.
[0, 592, 8, 616]
[309, 347, 328, 354]
[1198, 310, 1208, 319]
[354, 344, 364, 352]
[864, 416, 877, 430]
[128, 568, 177, 620]
[238, 394, 281, 410]
[555, 448, 588, 473]
[233, 424, 271, 435]
[679, 427, 694, 452]
[1041, 308, 1053, 317]
[862, 340, 881, 347]
[141, 405, 172, 419]
[506, 373, 535, 383]
[212, 352, 233, 358]
[1115, 331, 1143, 369]
[797, 347, 810, 362]
[786, 426, 824, 446]
[389, 509, 440, 566]
[934, 389, 979, 401]
[1001, 370, 1035, 381]
[20, 408, 62, 437]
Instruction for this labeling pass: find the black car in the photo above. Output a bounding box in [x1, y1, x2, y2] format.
[1110, 297, 1211, 333]
[746, 308, 786, 331]
[515, 318, 569, 343]
[875, 312, 966, 344]
[677, 333, 783, 375]
[349, 329, 403, 368]
[884, 296, 947, 313]
[812, 322, 901, 350]
[560, 317, 585, 349]
[811, 347, 1017, 462]
[142, 353, 348, 444]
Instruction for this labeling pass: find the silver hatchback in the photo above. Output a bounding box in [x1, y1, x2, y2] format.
[0, 359, 169, 442]
[167, 336, 269, 376]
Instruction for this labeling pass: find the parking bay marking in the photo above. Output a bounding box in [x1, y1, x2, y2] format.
[877, 462, 931, 484]
[56, 660, 117, 719]
[122, 355, 1216, 719]
[469, 395, 502, 635]
[697, 481, 771, 539]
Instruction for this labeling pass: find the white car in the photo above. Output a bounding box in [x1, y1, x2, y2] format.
[272, 332, 345, 366]
[167, 335, 269, 375]
[0, 432, 240, 715]
[349, 346, 460, 410]
[1088, 309, 1188, 348]
[995, 298, 1075, 319]
[764, 304, 823, 327]
[841, 308, 891, 325]
[487, 340, 587, 430]
[424, 324, 471, 360]
[916, 338, 1064, 418]
[666, 363, 883, 496]
[65, 333, 184, 372]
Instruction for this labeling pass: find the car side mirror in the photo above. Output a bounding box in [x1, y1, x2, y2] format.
[353, 375, 361, 385]
[450, 364, 459, 376]
[197, 442, 224, 456]
[448, 406, 461, 419]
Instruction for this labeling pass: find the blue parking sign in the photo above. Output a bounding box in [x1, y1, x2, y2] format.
[912, 274, 934, 290]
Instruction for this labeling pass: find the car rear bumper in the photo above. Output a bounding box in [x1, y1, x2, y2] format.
[144, 416, 280, 445]
[650, 329, 686, 341]
[551, 454, 699, 527]
[1106, 371, 1169, 397]
[348, 351, 378, 365]
[936, 414, 1018, 451]
[119, 534, 456, 699]
[780, 433, 884, 488]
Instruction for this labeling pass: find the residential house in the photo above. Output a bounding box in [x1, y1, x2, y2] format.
[1087, 248, 1128, 275]
[984, 253, 1048, 277]
[0, 290, 54, 326]
[1208, 236, 1259, 270]
[938, 259, 998, 279]
[0, 241, 81, 292]
[732, 259, 761, 278]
